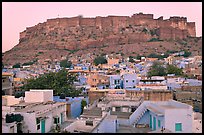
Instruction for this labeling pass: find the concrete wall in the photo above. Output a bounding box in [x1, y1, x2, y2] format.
[137, 110, 150, 125]
[117, 118, 130, 126]
[25, 90, 53, 103]
[123, 74, 137, 88]
[164, 108, 193, 133]
[2, 96, 21, 106]
[20, 113, 36, 133]
[97, 117, 117, 133]
[192, 119, 202, 133]
[149, 111, 165, 131]
[2, 123, 17, 133]
[25, 92, 44, 102]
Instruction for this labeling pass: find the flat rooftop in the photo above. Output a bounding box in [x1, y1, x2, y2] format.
[13, 101, 65, 113]
[81, 107, 102, 118]
[110, 111, 132, 119]
[117, 125, 151, 133]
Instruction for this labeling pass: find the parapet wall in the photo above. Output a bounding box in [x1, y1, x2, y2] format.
[19, 13, 197, 42]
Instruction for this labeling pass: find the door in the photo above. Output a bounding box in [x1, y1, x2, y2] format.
[153, 117, 156, 130]
[149, 115, 152, 129]
[41, 119, 45, 133]
[61, 113, 63, 124]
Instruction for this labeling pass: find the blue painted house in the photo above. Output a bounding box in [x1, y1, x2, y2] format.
[53, 96, 89, 118]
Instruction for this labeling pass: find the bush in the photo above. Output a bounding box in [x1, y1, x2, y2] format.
[81, 100, 87, 115]
[60, 60, 72, 68]
[60, 93, 66, 99]
[14, 91, 22, 98]
[167, 65, 183, 75]
[147, 61, 167, 77]
[129, 56, 135, 63]
[94, 56, 107, 66]
[22, 61, 34, 66]
[183, 51, 191, 57]
[148, 38, 163, 42]
[13, 63, 21, 68]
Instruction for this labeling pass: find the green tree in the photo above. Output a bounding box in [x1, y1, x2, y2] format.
[13, 63, 21, 68]
[22, 61, 34, 66]
[81, 99, 87, 115]
[166, 65, 183, 76]
[183, 51, 191, 57]
[148, 53, 158, 58]
[21, 69, 81, 97]
[93, 56, 107, 66]
[116, 70, 120, 74]
[147, 61, 167, 77]
[136, 55, 145, 60]
[60, 60, 72, 68]
[129, 56, 135, 63]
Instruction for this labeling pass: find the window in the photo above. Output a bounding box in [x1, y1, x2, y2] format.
[158, 120, 161, 128]
[126, 80, 128, 83]
[132, 80, 135, 83]
[54, 117, 60, 124]
[86, 120, 93, 126]
[36, 118, 40, 130]
[175, 123, 182, 131]
[37, 124, 40, 130]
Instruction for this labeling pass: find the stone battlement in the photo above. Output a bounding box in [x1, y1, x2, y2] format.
[19, 13, 196, 40]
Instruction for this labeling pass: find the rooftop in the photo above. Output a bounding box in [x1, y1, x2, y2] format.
[2, 72, 13, 76]
[117, 125, 151, 133]
[81, 107, 102, 118]
[13, 101, 65, 114]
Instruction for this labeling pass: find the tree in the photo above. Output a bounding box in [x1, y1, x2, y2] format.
[166, 65, 183, 76]
[22, 61, 34, 66]
[136, 55, 145, 60]
[60, 93, 66, 99]
[116, 70, 120, 74]
[60, 60, 72, 68]
[147, 61, 167, 77]
[21, 69, 81, 97]
[81, 99, 87, 115]
[93, 56, 107, 66]
[148, 53, 158, 58]
[129, 56, 135, 63]
[183, 51, 191, 57]
[14, 91, 22, 98]
[13, 63, 21, 68]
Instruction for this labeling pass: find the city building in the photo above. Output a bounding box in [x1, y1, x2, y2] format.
[2, 72, 14, 95]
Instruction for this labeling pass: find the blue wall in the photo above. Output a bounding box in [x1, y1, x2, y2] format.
[137, 110, 150, 125]
[53, 96, 89, 118]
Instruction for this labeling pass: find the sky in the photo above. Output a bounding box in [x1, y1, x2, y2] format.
[2, 2, 202, 53]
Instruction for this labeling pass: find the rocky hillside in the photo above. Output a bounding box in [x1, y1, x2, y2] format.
[2, 13, 201, 66]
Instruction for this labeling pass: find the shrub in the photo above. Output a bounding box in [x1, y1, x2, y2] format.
[94, 56, 107, 66]
[60, 93, 66, 99]
[13, 63, 21, 68]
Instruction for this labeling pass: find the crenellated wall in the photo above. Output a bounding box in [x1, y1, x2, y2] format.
[18, 13, 196, 49]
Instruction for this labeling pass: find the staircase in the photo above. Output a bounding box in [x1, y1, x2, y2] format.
[129, 101, 150, 126]
[132, 107, 147, 127]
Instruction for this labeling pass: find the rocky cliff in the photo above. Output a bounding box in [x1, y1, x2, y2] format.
[3, 13, 199, 66]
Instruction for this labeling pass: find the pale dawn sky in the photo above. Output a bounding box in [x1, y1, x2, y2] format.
[2, 2, 202, 52]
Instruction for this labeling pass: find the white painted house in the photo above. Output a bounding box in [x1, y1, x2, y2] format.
[2, 89, 66, 133]
[131, 100, 193, 133]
